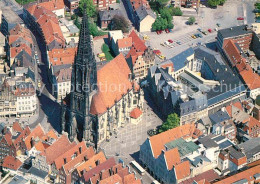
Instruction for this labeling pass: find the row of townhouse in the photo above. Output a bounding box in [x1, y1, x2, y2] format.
[108, 30, 156, 82]
[139, 123, 249, 184]
[0, 121, 142, 184]
[0, 76, 37, 118]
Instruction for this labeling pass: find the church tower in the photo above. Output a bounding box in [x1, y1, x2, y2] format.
[61, 5, 97, 147]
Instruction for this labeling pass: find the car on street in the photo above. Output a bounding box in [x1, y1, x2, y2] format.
[37, 80, 41, 88]
[168, 39, 173, 43]
[237, 17, 244, 20]
[35, 54, 40, 64]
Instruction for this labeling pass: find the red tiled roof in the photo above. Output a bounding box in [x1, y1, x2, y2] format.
[37, 0, 65, 11]
[149, 123, 196, 158]
[48, 48, 77, 66]
[224, 39, 260, 90]
[164, 148, 181, 170]
[128, 30, 147, 53]
[13, 126, 31, 148]
[10, 44, 32, 58]
[99, 174, 123, 184]
[244, 116, 260, 134]
[54, 141, 89, 170]
[2, 156, 22, 171]
[63, 147, 96, 175]
[195, 179, 210, 184]
[77, 151, 106, 175]
[12, 121, 23, 132]
[180, 169, 220, 184]
[55, 67, 72, 83]
[130, 108, 142, 119]
[213, 165, 260, 184]
[223, 39, 247, 71]
[34, 141, 46, 152]
[26, 4, 65, 46]
[240, 68, 260, 90]
[83, 157, 116, 182]
[24, 124, 45, 150]
[41, 134, 77, 164]
[175, 161, 190, 180]
[9, 24, 33, 45]
[4, 132, 12, 146]
[90, 54, 132, 115]
[117, 37, 132, 49]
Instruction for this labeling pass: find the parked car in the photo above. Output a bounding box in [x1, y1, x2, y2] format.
[191, 35, 197, 39]
[143, 34, 150, 40]
[237, 17, 244, 20]
[159, 55, 166, 60]
[197, 33, 203, 38]
[216, 23, 221, 27]
[153, 50, 161, 55]
[208, 28, 212, 33]
[165, 29, 170, 33]
[202, 31, 207, 35]
[198, 28, 202, 32]
[156, 30, 163, 34]
[168, 39, 173, 43]
[176, 41, 181, 45]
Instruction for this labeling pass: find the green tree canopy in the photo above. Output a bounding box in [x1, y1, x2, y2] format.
[79, 0, 97, 17]
[169, 7, 183, 16]
[159, 113, 180, 133]
[207, 0, 220, 7]
[109, 15, 129, 33]
[188, 16, 196, 24]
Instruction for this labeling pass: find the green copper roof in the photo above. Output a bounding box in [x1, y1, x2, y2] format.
[165, 138, 200, 157]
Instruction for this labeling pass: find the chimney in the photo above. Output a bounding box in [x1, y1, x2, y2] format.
[79, 146, 82, 154]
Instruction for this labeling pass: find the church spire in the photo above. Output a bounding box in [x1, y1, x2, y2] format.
[76, 4, 94, 65]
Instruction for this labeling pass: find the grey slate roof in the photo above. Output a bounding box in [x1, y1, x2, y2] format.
[194, 46, 246, 105]
[209, 110, 230, 125]
[218, 25, 253, 39]
[28, 167, 48, 179]
[136, 5, 156, 21]
[180, 92, 207, 116]
[168, 47, 194, 71]
[239, 137, 260, 159]
[99, 9, 122, 21]
[198, 135, 219, 148]
[8, 175, 28, 184]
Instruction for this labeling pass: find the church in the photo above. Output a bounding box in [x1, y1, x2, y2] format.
[60, 8, 144, 148]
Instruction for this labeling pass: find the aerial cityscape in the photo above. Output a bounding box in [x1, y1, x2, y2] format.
[0, 0, 260, 183]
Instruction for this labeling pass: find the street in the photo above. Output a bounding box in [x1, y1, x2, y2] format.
[0, 0, 61, 132]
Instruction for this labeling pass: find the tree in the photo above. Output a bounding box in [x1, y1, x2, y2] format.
[74, 16, 81, 29]
[188, 16, 196, 24]
[169, 7, 183, 16]
[207, 0, 219, 7]
[79, 0, 97, 17]
[159, 113, 180, 133]
[109, 15, 129, 33]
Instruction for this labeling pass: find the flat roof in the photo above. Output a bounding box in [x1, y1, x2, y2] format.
[1, 5, 23, 24]
[165, 138, 200, 157]
[218, 25, 253, 39]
